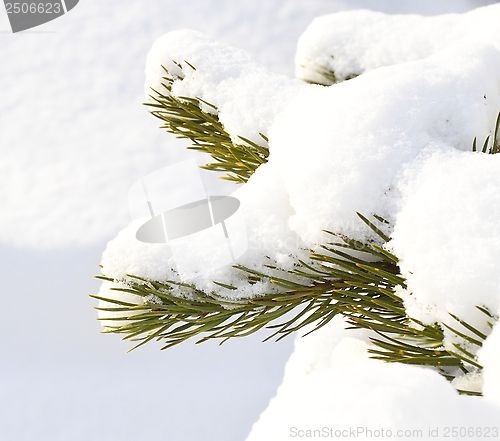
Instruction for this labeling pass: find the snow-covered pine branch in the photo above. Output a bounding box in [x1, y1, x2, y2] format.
[93, 4, 500, 429]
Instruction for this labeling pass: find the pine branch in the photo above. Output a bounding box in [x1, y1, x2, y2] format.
[94, 213, 497, 395]
[92, 275, 338, 350]
[144, 62, 269, 183]
[112, 61, 500, 391]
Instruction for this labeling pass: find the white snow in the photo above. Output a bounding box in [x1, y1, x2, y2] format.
[247, 318, 500, 441]
[145, 30, 307, 147]
[1, 0, 495, 249]
[273, 42, 500, 246]
[3, 0, 500, 440]
[479, 320, 500, 406]
[296, 4, 500, 84]
[391, 150, 500, 352]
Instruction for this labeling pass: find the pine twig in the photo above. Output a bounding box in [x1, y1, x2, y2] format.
[298, 55, 358, 86]
[144, 62, 269, 183]
[94, 214, 497, 396]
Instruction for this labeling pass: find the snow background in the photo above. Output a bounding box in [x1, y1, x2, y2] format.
[1, 0, 498, 440]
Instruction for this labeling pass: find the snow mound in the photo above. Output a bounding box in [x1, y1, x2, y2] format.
[273, 41, 500, 245]
[296, 4, 500, 84]
[247, 317, 500, 441]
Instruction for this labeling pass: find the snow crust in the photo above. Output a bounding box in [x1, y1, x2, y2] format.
[296, 4, 500, 83]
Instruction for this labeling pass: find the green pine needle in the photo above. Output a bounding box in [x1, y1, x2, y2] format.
[144, 62, 269, 183]
[298, 56, 359, 86]
[473, 111, 500, 155]
[94, 213, 496, 395]
[98, 62, 500, 396]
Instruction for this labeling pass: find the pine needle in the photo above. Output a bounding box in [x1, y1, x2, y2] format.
[144, 62, 269, 183]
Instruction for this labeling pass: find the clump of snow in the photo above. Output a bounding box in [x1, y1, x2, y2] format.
[4, 1, 500, 440]
[145, 30, 307, 146]
[272, 41, 500, 246]
[278, 315, 372, 385]
[296, 4, 500, 84]
[391, 150, 500, 352]
[452, 372, 484, 395]
[100, 218, 177, 282]
[0, 0, 496, 250]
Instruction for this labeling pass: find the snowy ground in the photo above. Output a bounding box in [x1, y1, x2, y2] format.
[0, 1, 498, 440]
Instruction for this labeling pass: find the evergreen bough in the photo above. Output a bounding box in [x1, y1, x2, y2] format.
[145, 61, 269, 183]
[93, 61, 500, 397]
